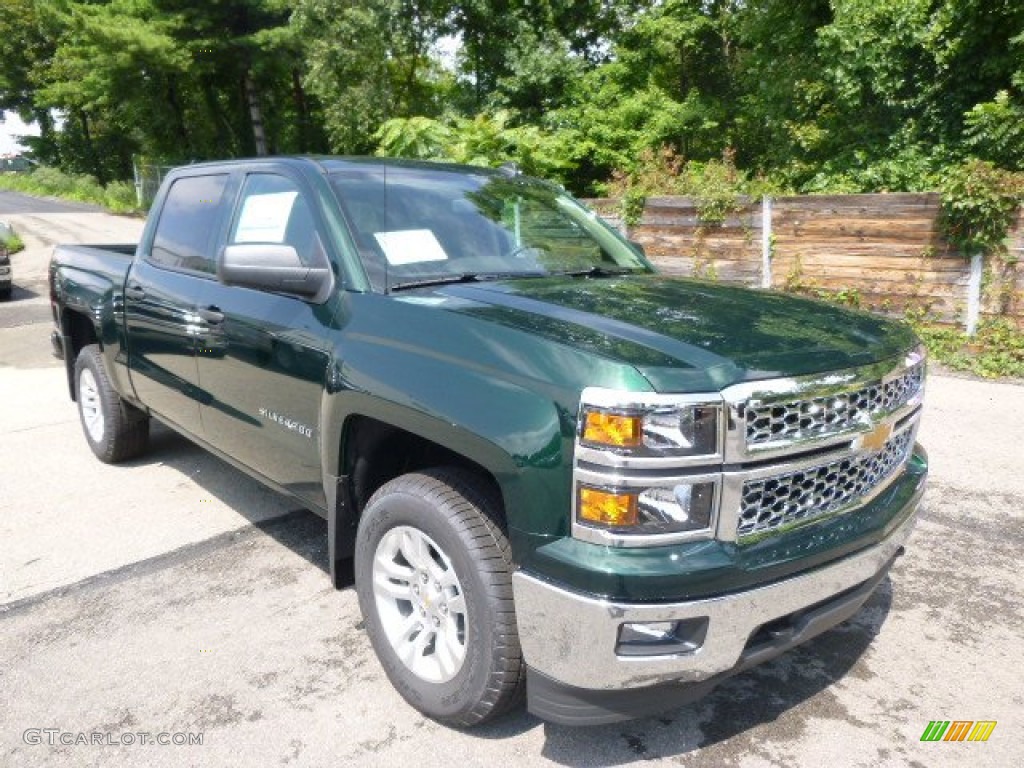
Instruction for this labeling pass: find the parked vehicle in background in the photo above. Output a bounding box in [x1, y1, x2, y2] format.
[0, 221, 14, 299]
[0, 251, 11, 299]
[48, 157, 928, 726]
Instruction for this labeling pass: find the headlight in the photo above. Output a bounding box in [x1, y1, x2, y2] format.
[577, 481, 716, 535]
[573, 388, 724, 545]
[640, 406, 718, 455]
[580, 404, 720, 458]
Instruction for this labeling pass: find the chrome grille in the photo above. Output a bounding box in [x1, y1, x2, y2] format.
[745, 362, 924, 447]
[737, 428, 914, 540]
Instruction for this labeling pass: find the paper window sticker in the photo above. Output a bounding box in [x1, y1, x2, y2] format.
[373, 229, 449, 265]
[234, 191, 298, 243]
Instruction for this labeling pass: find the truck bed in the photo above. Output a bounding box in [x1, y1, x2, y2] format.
[52, 243, 137, 264]
[50, 243, 137, 300]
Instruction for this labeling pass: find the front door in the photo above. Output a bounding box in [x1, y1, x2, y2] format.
[125, 172, 229, 436]
[195, 172, 335, 508]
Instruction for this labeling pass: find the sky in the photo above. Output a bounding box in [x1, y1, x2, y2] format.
[0, 113, 39, 155]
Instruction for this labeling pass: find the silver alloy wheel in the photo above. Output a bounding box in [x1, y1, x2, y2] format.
[78, 368, 105, 443]
[372, 525, 468, 683]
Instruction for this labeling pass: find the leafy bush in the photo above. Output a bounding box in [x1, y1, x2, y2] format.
[374, 112, 576, 184]
[909, 317, 1024, 379]
[964, 90, 1024, 170]
[0, 168, 142, 214]
[796, 143, 944, 195]
[375, 117, 452, 160]
[604, 146, 782, 225]
[103, 181, 139, 213]
[1, 231, 25, 254]
[938, 159, 1024, 255]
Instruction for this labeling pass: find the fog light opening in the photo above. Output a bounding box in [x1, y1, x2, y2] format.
[615, 617, 709, 657]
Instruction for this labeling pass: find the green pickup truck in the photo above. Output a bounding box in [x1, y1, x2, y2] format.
[49, 157, 927, 727]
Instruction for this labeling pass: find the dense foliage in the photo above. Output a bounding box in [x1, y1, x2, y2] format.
[1, 0, 1021, 196]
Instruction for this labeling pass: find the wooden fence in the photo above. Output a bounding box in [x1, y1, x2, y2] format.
[587, 194, 1024, 331]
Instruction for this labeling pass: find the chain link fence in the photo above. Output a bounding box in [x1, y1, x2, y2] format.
[132, 158, 176, 208]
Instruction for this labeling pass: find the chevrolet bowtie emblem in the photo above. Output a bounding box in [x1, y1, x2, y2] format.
[861, 422, 893, 452]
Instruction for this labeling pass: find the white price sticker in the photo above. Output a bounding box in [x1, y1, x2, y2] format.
[234, 191, 297, 243]
[373, 229, 448, 265]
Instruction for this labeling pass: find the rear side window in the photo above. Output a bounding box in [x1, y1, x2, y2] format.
[149, 174, 228, 273]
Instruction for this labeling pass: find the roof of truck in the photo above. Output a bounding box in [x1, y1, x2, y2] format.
[170, 155, 523, 179]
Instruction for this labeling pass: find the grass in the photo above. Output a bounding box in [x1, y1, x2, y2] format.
[0, 167, 140, 214]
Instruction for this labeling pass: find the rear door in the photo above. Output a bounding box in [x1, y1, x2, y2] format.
[195, 171, 336, 508]
[125, 172, 230, 436]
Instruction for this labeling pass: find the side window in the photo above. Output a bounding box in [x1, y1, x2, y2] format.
[150, 174, 228, 273]
[229, 174, 325, 267]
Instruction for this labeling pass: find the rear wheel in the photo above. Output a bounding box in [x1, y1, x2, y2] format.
[75, 344, 149, 463]
[354, 468, 524, 726]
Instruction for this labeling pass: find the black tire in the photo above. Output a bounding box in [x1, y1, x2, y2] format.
[354, 468, 524, 727]
[74, 344, 150, 463]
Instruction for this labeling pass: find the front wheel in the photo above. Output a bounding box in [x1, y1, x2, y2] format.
[75, 344, 149, 463]
[354, 468, 524, 726]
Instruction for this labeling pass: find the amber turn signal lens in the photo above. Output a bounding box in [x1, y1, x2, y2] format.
[582, 411, 642, 448]
[578, 487, 638, 527]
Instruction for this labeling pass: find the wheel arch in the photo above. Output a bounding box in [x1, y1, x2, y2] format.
[340, 414, 509, 520]
[60, 307, 101, 401]
[321, 389, 564, 589]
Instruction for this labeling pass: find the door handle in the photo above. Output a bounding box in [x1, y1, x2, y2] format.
[125, 282, 146, 300]
[198, 306, 225, 325]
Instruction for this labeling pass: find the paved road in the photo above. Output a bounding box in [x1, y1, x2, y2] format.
[0, 196, 1021, 767]
[0, 193, 142, 329]
[0, 189, 103, 215]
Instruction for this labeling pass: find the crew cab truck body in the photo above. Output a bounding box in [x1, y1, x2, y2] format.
[49, 157, 928, 726]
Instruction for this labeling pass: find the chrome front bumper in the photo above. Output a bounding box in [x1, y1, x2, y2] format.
[513, 500, 920, 692]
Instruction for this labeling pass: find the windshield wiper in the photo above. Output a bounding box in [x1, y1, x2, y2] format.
[389, 271, 546, 292]
[553, 265, 640, 278]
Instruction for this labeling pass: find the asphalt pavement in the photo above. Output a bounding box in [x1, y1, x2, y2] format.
[0, 197, 1021, 767]
[0, 190, 142, 329]
[0, 189, 103, 215]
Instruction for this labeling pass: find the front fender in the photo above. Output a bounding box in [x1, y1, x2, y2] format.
[322, 353, 575, 545]
[318, 291, 655, 567]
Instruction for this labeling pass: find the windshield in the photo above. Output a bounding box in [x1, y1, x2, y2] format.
[328, 165, 650, 291]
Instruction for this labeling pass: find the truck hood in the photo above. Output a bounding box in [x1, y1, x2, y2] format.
[436, 275, 918, 391]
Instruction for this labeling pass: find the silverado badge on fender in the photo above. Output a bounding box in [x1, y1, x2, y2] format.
[259, 407, 314, 439]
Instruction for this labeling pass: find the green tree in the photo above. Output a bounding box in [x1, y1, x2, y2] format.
[0, 0, 64, 165]
[295, 0, 452, 153]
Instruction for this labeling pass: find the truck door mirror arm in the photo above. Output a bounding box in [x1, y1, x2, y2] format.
[218, 243, 332, 302]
